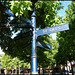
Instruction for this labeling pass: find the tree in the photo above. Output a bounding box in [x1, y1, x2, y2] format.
[0, 1, 63, 66]
[55, 2, 75, 65]
[37, 36, 59, 67]
[1, 54, 30, 69]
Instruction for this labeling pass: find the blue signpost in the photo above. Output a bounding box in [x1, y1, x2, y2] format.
[31, 10, 69, 75]
[31, 11, 38, 74]
[4, 7, 69, 75]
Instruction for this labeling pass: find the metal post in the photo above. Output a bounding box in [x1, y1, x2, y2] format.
[31, 10, 38, 74]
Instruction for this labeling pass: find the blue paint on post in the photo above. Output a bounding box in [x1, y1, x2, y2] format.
[36, 23, 69, 37]
[32, 58, 37, 72]
[31, 11, 38, 74]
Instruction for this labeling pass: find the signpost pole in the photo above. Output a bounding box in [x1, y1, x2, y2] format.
[1, 5, 69, 75]
[31, 10, 38, 74]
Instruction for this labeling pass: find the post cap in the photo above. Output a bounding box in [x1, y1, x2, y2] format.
[31, 11, 36, 17]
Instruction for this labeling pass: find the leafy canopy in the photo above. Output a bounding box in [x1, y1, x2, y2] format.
[55, 2, 75, 65]
[0, 1, 63, 67]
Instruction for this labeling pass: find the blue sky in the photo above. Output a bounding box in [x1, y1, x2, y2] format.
[58, 1, 71, 18]
[51, 1, 71, 40]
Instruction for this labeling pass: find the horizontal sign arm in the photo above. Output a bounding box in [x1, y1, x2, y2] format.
[5, 8, 32, 25]
[36, 23, 69, 37]
[5, 8, 14, 17]
[0, 23, 33, 28]
[36, 42, 52, 50]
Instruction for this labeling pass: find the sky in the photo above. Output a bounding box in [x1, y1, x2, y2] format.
[0, 1, 72, 54]
[51, 1, 71, 40]
[0, 47, 4, 55]
[58, 1, 71, 18]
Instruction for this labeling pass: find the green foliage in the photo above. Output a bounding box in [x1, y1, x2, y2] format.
[37, 35, 58, 67]
[35, 1, 63, 28]
[8, 1, 63, 28]
[1, 54, 30, 69]
[0, 1, 63, 67]
[10, 1, 32, 17]
[55, 2, 75, 65]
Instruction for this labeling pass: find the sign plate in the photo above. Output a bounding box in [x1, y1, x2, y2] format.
[5, 8, 14, 17]
[36, 42, 52, 50]
[0, 23, 33, 28]
[36, 23, 69, 37]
